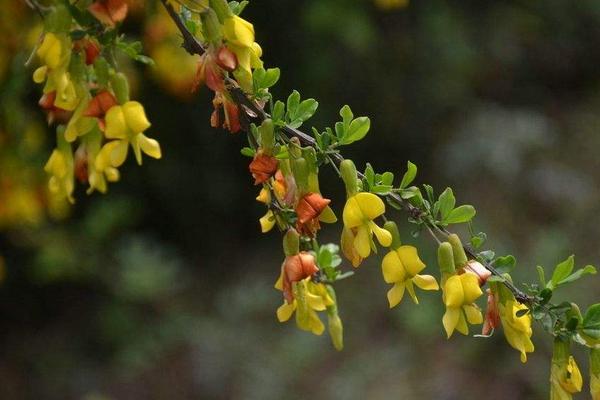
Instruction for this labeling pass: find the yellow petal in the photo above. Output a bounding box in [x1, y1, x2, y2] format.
[443, 275, 464, 308]
[381, 251, 406, 283]
[354, 192, 385, 220]
[354, 225, 371, 258]
[318, 205, 337, 223]
[442, 307, 460, 338]
[138, 133, 162, 159]
[276, 301, 296, 322]
[308, 310, 325, 335]
[274, 268, 283, 290]
[460, 272, 483, 304]
[105, 106, 128, 139]
[455, 311, 469, 335]
[259, 210, 275, 233]
[306, 291, 326, 311]
[223, 15, 255, 48]
[463, 304, 483, 325]
[387, 283, 405, 308]
[405, 280, 419, 304]
[109, 140, 129, 167]
[33, 66, 48, 83]
[342, 196, 364, 228]
[256, 188, 271, 204]
[412, 274, 439, 291]
[370, 221, 392, 247]
[105, 167, 120, 182]
[122, 101, 151, 133]
[397, 245, 426, 276]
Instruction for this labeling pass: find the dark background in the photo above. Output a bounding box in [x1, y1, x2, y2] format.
[2, 0, 600, 398]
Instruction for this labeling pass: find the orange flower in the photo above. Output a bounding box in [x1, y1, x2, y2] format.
[249, 152, 278, 184]
[280, 252, 319, 303]
[88, 0, 128, 26]
[84, 91, 118, 131]
[295, 192, 331, 236]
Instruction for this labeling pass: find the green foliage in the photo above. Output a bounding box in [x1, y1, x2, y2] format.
[335, 105, 370, 145]
[285, 90, 318, 128]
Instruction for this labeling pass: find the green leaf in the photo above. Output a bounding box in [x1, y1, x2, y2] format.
[556, 265, 596, 287]
[494, 255, 516, 274]
[381, 172, 394, 186]
[342, 117, 370, 144]
[582, 304, 600, 339]
[272, 101, 285, 123]
[254, 67, 280, 90]
[371, 185, 393, 195]
[240, 147, 255, 157]
[399, 161, 417, 189]
[437, 188, 456, 221]
[470, 232, 487, 249]
[286, 90, 300, 117]
[364, 163, 375, 187]
[444, 205, 476, 224]
[549, 255, 574, 289]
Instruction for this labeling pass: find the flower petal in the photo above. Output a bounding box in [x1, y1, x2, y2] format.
[370, 221, 392, 247]
[354, 225, 371, 258]
[460, 272, 483, 304]
[387, 282, 405, 308]
[463, 304, 483, 325]
[443, 275, 464, 308]
[122, 101, 151, 133]
[354, 192, 385, 220]
[138, 133, 162, 159]
[342, 196, 364, 228]
[413, 274, 439, 291]
[381, 251, 405, 283]
[442, 307, 460, 338]
[397, 245, 426, 276]
[276, 301, 295, 322]
[105, 106, 128, 139]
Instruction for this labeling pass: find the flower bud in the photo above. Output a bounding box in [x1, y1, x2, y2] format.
[292, 157, 309, 194]
[110, 72, 130, 104]
[340, 159, 358, 197]
[383, 221, 402, 249]
[448, 234, 468, 267]
[437, 241, 456, 276]
[209, 0, 234, 22]
[283, 228, 300, 257]
[200, 8, 223, 45]
[591, 348, 600, 400]
[258, 119, 275, 155]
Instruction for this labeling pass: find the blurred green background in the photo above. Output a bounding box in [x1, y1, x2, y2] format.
[2, 0, 600, 398]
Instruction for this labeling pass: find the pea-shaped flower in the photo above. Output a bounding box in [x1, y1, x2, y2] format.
[382, 245, 439, 307]
[550, 341, 583, 400]
[223, 15, 263, 92]
[499, 299, 534, 363]
[33, 33, 79, 111]
[275, 278, 333, 335]
[95, 101, 161, 172]
[342, 192, 392, 259]
[44, 146, 74, 203]
[442, 272, 483, 337]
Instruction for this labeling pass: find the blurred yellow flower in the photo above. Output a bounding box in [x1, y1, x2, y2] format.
[95, 102, 161, 171]
[275, 278, 333, 335]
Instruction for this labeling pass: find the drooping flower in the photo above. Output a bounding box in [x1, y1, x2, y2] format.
[481, 288, 500, 336]
[295, 192, 336, 236]
[342, 192, 392, 260]
[550, 340, 583, 400]
[44, 145, 75, 203]
[95, 101, 161, 172]
[275, 251, 319, 303]
[499, 299, 534, 363]
[442, 272, 483, 337]
[249, 152, 278, 185]
[222, 15, 263, 92]
[275, 277, 333, 335]
[33, 33, 79, 111]
[382, 245, 439, 307]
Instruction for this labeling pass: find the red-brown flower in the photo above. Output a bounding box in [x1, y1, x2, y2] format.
[249, 153, 278, 184]
[482, 289, 500, 336]
[38, 91, 72, 125]
[295, 192, 331, 236]
[88, 0, 128, 27]
[281, 252, 319, 303]
[84, 90, 118, 131]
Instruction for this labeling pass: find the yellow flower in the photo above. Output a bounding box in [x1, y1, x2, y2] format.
[33, 33, 79, 111]
[591, 348, 600, 400]
[342, 192, 392, 260]
[223, 15, 263, 92]
[95, 102, 161, 171]
[499, 299, 534, 363]
[259, 210, 276, 233]
[550, 341, 583, 400]
[382, 245, 439, 307]
[442, 272, 483, 337]
[44, 147, 75, 203]
[64, 86, 95, 142]
[275, 278, 333, 335]
[84, 129, 120, 194]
